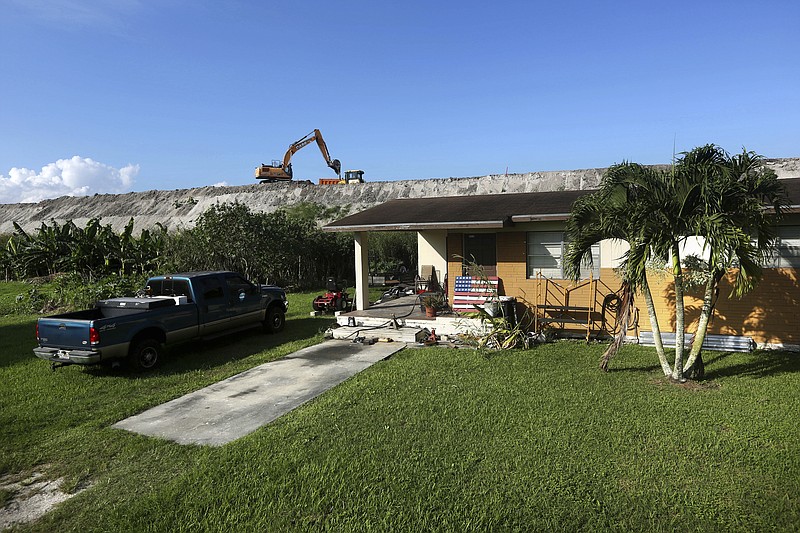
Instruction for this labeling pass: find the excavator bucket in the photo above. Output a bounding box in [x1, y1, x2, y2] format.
[330, 159, 342, 177]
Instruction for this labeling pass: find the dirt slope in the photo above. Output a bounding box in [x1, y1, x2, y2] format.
[2, 158, 798, 234]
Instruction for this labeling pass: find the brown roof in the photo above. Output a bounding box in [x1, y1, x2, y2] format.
[323, 189, 590, 232]
[323, 177, 800, 232]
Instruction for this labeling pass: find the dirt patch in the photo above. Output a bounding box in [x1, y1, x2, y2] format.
[0, 471, 89, 530]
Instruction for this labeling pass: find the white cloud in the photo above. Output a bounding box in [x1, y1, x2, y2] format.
[0, 156, 139, 204]
[211, 181, 229, 187]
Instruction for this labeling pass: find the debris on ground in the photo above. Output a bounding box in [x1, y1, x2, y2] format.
[0, 471, 88, 530]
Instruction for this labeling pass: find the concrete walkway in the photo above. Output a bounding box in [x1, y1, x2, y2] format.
[112, 340, 404, 446]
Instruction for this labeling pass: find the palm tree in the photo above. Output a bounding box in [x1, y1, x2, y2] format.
[565, 162, 673, 376]
[675, 146, 788, 379]
[567, 146, 788, 381]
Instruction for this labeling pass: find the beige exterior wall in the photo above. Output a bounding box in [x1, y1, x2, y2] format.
[417, 230, 448, 287]
[601, 239, 627, 269]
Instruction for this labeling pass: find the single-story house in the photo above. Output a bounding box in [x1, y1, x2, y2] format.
[323, 178, 800, 350]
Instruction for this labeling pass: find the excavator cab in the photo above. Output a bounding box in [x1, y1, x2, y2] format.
[255, 160, 293, 181]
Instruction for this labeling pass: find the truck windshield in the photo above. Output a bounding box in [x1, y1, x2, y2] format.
[147, 279, 193, 302]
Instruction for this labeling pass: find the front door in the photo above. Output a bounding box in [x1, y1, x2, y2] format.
[463, 233, 497, 277]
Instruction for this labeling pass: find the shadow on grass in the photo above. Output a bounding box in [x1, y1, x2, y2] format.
[607, 363, 663, 374]
[704, 349, 800, 380]
[607, 348, 800, 380]
[0, 319, 37, 369]
[159, 316, 336, 375]
[15, 315, 335, 377]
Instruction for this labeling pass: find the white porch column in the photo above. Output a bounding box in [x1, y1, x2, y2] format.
[354, 231, 370, 310]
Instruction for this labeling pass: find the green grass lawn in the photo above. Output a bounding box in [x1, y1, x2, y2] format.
[0, 280, 28, 315]
[1, 282, 799, 531]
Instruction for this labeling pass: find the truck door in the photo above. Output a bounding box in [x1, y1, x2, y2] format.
[197, 275, 230, 335]
[225, 273, 264, 328]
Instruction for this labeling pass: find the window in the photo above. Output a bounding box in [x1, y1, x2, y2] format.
[225, 274, 258, 296]
[527, 231, 600, 279]
[769, 226, 800, 268]
[146, 278, 193, 302]
[201, 278, 225, 301]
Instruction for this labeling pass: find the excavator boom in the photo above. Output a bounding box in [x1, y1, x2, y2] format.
[255, 129, 341, 181]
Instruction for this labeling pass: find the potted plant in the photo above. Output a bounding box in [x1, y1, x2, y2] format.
[422, 293, 445, 317]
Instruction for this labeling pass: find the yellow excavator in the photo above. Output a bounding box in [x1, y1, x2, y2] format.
[255, 129, 341, 181]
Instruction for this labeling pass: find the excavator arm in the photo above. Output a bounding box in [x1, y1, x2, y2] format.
[255, 129, 341, 181]
[311, 130, 341, 177]
[280, 132, 316, 170]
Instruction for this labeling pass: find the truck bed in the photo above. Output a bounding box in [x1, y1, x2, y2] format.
[47, 298, 178, 320]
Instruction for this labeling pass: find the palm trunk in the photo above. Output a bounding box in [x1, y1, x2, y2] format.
[684, 270, 722, 380]
[671, 243, 686, 382]
[642, 276, 671, 376]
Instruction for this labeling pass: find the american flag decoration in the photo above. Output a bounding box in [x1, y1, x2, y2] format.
[452, 276, 499, 312]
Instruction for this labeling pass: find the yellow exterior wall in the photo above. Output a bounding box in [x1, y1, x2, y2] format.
[445, 229, 800, 346]
[495, 232, 610, 329]
[446, 233, 463, 300]
[630, 268, 799, 346]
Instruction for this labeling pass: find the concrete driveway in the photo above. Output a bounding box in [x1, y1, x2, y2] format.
[112, 340, 404, 446]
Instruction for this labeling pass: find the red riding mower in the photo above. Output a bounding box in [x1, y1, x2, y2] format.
[312, 278, 352, 313]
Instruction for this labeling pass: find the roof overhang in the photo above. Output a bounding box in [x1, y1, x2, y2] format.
[510, 213, 571, 223]
[323, 220, 507, 233]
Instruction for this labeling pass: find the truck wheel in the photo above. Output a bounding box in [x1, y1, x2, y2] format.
[264, 307, 285, 333]
[128, 339, 162, 371]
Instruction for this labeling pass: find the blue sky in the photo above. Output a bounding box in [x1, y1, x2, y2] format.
[1, 0, 799, 202]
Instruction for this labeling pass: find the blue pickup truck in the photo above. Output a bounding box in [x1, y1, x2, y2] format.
[34, 271, 288, 370]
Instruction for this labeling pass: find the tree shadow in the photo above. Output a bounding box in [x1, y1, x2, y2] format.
[9, 315, 335, 376]
[0, 318, 38, 369]
[704, 350, 800, 380]
[604, 347, 800, 380]
[605, 363, 663, 374]
[110, 316, 335, 377]
[659, 268, 799, 348]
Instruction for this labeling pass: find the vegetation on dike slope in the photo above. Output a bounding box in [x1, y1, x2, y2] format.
[2, 285, 799, 531]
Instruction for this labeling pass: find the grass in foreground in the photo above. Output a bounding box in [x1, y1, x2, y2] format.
[1, 284, 799, 531]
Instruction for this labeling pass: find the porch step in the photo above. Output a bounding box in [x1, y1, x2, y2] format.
[330, 325, 425, 344]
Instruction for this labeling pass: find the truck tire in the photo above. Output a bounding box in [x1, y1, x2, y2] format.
[128, 339, 162, 371]
[264, 306, 286, 333]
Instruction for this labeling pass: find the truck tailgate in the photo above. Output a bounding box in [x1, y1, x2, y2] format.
[37, 318, 92, 350]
